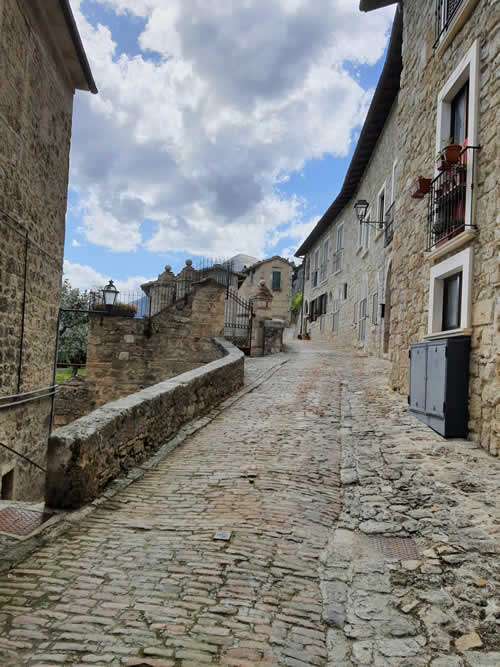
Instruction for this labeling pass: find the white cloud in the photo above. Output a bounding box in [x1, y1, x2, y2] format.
[63, 259, 153, 293]
[71, 239, 81, 247]
[70, 0, 395, 258]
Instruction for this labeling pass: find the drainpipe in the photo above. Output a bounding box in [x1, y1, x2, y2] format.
[17, 232, 29, 392]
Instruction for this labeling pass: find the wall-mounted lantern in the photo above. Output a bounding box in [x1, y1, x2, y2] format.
[102, 279, 119, 312]
[354, 199, 385, 230]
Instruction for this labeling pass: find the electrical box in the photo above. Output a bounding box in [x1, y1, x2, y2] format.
[409, 336, 470, 438]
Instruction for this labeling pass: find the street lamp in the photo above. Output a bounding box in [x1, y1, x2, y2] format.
[354, 199, 385, 230]
[102, 279, 119, 312]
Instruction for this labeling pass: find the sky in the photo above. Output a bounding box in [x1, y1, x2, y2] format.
[64, 0, 396, 293]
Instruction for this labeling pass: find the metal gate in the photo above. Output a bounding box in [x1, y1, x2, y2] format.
[224, 288, 253, 354]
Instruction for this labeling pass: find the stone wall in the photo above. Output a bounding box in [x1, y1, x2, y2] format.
[46, 338, 244, 509]
[52, 377, 96, 428]
[303, 101, 398, 358]
[86, 280, 226, 408]
[390, 0, 498, 455]
[239, 257, 293, 325]
[0, 0, 77, 499]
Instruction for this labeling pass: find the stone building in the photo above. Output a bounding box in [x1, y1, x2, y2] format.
[0, 0, 96, 500]
[239, 256, 294, 325]
[295, 8, 402, 357]
[297, 0, 498, 455]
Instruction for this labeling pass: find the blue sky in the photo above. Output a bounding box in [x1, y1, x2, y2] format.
[65, 0, 395, 290]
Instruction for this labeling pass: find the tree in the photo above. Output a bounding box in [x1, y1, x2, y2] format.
[57, 280, 90, 374]
[291, 291, 302, 315]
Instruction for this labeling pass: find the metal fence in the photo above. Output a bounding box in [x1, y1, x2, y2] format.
[426, 146, 477, 251]
[434, 0, 464, 47]
[224, 288, 253, 352]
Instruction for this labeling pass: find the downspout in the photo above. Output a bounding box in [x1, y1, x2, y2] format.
[17, 233, 29, 393]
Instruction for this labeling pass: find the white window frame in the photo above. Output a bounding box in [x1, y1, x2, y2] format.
[372, 292, 378, 325]
[426, 247, 473, 338]
[335, 222, 344, 273]
[377, 182, 386, 223]
[435, 40, 479, 232]
[391, 160, 398, 204]
[435, 0, 480, 56]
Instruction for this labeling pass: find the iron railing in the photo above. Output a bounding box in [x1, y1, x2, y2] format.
[384, 201, 395, 247]
[426, 146, 477, 251]
[224, 288, 253, 352]
[434, 0, 464, 47]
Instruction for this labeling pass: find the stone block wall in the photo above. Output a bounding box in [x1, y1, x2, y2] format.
[86, 280, 226, 408]
[0, 0, 76, 499]
[389, 0, 498, 454]
[46, 338, 244, 509]
[52, 377, 96, 428]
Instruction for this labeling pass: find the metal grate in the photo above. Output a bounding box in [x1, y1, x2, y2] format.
[366, 536, 418, 560]
[0, 507, 53, 537]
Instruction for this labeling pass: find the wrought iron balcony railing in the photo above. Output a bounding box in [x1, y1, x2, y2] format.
[426, 145, 477, 252]
[384, 202, 395, 248]
[434, 0, 464, 47]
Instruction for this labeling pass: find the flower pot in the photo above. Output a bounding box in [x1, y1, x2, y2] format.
[411, 177, 432, 199]
[437, 155, 451, 172]
[444, 144, 462, 164]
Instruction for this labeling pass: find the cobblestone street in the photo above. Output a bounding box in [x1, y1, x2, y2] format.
[0, 342, 498, 667]
[0, 345, 343, 666]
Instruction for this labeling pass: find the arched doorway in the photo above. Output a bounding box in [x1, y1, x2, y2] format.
[383, 260, 392, 354]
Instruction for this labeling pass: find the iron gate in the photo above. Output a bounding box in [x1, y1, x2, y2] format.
[224, 288, 253, 354]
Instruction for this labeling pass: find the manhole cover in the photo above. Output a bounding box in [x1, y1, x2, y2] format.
[0, 507, 53, 537]
[366, 536, 418, 560]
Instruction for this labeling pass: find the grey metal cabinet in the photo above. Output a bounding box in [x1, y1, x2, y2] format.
[409, 336, 470, 437]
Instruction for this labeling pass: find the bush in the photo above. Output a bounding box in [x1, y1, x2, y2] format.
[93, 301, 138, 317]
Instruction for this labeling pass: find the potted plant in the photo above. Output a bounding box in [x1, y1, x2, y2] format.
[303, 332, 310, 340]
[411, 177, 432, 199]
[436, 138, 462, 171]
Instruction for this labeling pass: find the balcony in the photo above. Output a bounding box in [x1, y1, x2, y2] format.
[384, 202, 395, 247]
[426, 146, 476, 252]
[434, 0, 464, 47]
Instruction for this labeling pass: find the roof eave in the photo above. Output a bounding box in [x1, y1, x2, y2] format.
[359, 0, 398, 12]
[295, 5, 402, 257]
[59, 0, 98, 94]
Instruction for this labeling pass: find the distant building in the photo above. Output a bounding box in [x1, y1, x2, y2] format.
[229, 253, 261, 273]
[239, 256, 294, 325]
[297, 1, 497, 455]
[0, 0, 96, 500]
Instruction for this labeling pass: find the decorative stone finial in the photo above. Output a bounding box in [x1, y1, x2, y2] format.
[259, 279, 266, 287]
[165, 264, 172, 272]
[185, 259, 193, 266]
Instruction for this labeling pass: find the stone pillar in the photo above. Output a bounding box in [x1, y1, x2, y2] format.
[176, 259, 198, 300]
[250, 280, 273, 356]
[141, 265, 176, 316]
[263, 319, 285, 355]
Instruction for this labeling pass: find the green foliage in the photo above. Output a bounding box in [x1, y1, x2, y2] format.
[93, 301, 138, 317]
[57, 279, 90, 366]
[291, 291, 303, 314]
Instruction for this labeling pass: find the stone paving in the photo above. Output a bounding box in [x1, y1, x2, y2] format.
[0, 345, 342, 666]
[0, 342, 498, 667]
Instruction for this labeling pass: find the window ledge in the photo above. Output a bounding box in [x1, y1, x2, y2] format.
[361, 249, 369, 259]
[355, 245, 363, 256]
[426, 228, 476, 262]
[424, 328, 472, 340]
[375, 229, 384, 241]
[435, 0, 480, 57]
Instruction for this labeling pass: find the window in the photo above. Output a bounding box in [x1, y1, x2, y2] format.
[358, 298, 367, 343]
[272, 271, 281, 290]
[428, 247, 472, 336]
[372, 293, 378, 325]
[434, 0, 479, 53]
[305, 300, 309, 315]
[313, 248, 320, 287]
[320, 238, 329, 282]
[391, 160, 398, 204]
[377, 186, 386, 225]
[442, 272, 462, 331]
[332, 292, 340, 333]
[450, 81, 469, 145]
[342, 283, 348, 300]
[335, 223, 344, 272]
